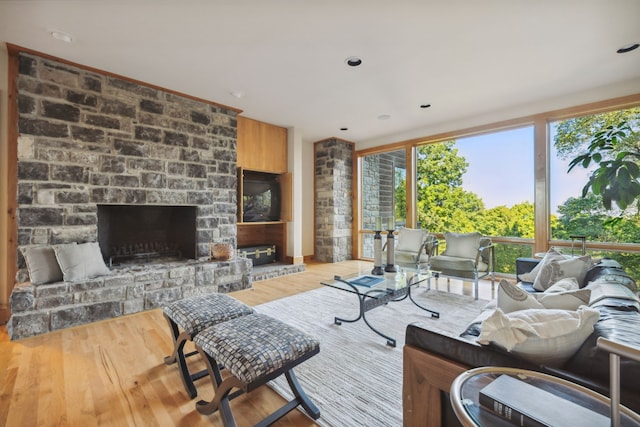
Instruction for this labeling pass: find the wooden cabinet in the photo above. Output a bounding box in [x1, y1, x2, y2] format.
[237, 116, 288, 173]
[236, 118, 290, 263]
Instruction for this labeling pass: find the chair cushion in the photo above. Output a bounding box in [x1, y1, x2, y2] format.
[194, 313, 319, 386]
[443, 232, 481, 259]
[163, 293, 255, 336]
[429, 255, 488, 272]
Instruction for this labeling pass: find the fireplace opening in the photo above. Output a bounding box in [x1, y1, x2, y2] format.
[97, 205, 197, 266]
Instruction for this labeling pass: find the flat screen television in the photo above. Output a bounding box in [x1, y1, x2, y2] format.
[242, 172, 281, 222]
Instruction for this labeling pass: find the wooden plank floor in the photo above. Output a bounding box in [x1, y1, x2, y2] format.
[0, 261, 370, 427]
[0, 260, 497, 427]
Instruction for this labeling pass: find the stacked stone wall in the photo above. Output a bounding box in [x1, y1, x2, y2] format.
[9, 52, 252, 339]
[16, 52, 238, 260]
[315, 138, 353, 262]
[8, 258, 252, 339]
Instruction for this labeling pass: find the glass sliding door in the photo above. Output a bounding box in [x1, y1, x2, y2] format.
[361, 149, 406, 258]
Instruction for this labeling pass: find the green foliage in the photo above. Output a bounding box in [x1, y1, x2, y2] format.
[554, 107, 640, 160]
[568, 123, 640, 210]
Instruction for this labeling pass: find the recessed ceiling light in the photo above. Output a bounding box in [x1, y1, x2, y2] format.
[345, 57, 362, 67]
[377, 114, 391, 120]
[230, 90, 245, 99]
[617, 43, 639, 54]
[340, 127, 349, 131]
[50, 30, 73, 43]
[420, 104, 432, 109]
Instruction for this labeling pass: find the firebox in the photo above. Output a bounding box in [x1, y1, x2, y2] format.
[97, 205, 197, 265]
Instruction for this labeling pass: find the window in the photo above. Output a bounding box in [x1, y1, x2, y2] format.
[361, 149, 406, 258]
[416, 127, 534, 273]
[550, 107, 640, 278]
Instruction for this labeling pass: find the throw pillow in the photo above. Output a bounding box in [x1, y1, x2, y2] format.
[532, 288, 591, 310]
[477, 306, 600, 366]
[544, 277, 579, 293]
[443, 231, 481, 260]
[533, 254, 592, 291]
[520, 248, 564, 283]
[496, 279, 544, 313]
[21, 246, 64, 284]
[54, 242, 111, 282]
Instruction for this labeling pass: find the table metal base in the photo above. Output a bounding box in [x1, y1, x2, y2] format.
[334, 285, 439, 347]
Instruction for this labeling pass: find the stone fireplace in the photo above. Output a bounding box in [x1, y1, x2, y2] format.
[7, 51, 252, 339]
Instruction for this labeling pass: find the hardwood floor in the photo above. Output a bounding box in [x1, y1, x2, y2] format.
[0, 260, 497, 427]
[0, 261, 367, 427]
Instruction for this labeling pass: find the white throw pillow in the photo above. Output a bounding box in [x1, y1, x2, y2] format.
[497, 280, 544, 313]
[477, 306, 600, 366]
[544, 277, 580, 293]
[533, 288, 591, 310]
[21, 246, 63, 284]
[533, 254, 592, 291]
[443, 232, 481, 259]
[54, 242, 111, 282]
[520, 248, 564, 283]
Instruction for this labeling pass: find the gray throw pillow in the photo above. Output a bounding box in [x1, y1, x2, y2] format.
[21, 246, 64, 284]
[53, 242, 111, 282]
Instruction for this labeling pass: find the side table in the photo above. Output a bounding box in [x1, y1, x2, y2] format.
[450, 366, 640, 427]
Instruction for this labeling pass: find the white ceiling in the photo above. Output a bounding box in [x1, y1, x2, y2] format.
[1, 0, 639, 147]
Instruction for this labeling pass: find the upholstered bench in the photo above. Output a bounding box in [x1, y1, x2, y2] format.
[193, 313, 321, 427]
[163, 293, 255, 398]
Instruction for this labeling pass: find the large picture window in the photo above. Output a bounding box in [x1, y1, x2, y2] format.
[416, 127, 534, 273]
[550, 107, 640, 278]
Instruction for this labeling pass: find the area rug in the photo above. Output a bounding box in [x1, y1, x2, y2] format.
[255, 285, 490, 427]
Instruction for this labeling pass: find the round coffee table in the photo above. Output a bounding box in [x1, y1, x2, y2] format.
[450, 366, 640, 427]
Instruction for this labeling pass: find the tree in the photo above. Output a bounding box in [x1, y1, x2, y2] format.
[554, 107, 640, 160]
[567, 123, 640, 210]
[415, 142, 484, 232]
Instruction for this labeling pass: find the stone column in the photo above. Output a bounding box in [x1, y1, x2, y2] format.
[314, 138, 353, 262]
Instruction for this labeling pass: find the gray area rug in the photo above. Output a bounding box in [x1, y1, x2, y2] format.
[255, 285, 489, 427]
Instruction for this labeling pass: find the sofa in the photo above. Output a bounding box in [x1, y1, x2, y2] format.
[403, 256, 640, 427]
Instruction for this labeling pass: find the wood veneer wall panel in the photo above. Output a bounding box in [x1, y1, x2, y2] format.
[237, 116, 287, 173]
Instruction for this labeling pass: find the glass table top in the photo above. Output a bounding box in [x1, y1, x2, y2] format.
[321, 266, 436, 296]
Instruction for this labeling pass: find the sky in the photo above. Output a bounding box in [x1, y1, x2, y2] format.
[454, 126, 593, 214]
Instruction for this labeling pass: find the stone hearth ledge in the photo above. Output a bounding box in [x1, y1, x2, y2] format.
[7, 257, 252, 340]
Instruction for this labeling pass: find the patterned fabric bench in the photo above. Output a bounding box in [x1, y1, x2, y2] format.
[193, 313, 321, 426]
[163, 293, 255, 398]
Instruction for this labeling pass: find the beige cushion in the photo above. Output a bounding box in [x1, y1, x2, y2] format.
[544, 277, 580, 292]
[520, 248, 564, 283]
[53, 242, 111, 282]
[533, 254, 592, 291]
[21, 246, 63, 284]
[497, 280, 544, 313]
[498, 279, 589, 312]
[533, 289, 591, 310]
[443, 232, 481, 259]
[477, 306, 600, 366]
